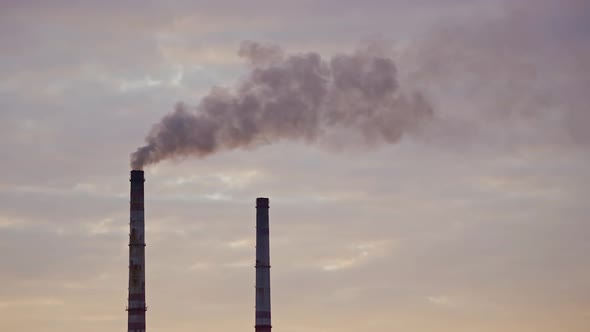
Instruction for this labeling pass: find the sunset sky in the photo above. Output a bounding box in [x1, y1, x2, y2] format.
[1, 1, 589, 331]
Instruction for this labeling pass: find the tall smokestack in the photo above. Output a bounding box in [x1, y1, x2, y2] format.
[255, 197, 272, 332]
[128, 170, 147, 332]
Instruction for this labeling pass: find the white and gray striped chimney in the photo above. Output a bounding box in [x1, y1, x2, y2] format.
[128, 170, 147, 331]
[255, 197, 272, 332]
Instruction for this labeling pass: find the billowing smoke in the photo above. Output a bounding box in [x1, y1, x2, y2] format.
[130, 41, 433, 169]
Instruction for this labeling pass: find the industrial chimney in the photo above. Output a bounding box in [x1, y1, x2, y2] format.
[255, 197, 272, 332]
[128, 170, 147, 332]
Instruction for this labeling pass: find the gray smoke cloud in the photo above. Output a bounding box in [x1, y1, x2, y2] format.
[130, 41, 433, 169]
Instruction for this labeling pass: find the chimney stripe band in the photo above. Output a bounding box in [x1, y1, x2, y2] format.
[128, 294, 145, 301]
[256, 311, 272, 318]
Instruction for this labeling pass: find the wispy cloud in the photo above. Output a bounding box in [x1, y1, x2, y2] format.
[321, 241, 393, 271]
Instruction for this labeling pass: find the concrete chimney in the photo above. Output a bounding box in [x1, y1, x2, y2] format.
[128, 170, 147, 332]
[255, 197, 272, 332]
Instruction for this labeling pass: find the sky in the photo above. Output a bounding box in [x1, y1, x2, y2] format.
[0, 0, 589, 331]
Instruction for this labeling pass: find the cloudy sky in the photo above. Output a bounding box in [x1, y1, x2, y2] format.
[1, 1, 589, 331]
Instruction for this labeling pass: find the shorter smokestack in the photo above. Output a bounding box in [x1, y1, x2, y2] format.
[255, 197, 271, 332]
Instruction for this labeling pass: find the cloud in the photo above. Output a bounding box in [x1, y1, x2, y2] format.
[0, 297, 65, 308]
[427, 295, 452, 306]
[403, 0, 590, 148]
[321, 241, 393, 271]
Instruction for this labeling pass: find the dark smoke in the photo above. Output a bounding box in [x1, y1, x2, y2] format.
[130, 41, 433, 169]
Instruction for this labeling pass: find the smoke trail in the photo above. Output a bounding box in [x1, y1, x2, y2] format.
[130, 41, 433, 169]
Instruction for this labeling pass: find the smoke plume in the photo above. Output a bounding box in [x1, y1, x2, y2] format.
[130, 41, 433, 169]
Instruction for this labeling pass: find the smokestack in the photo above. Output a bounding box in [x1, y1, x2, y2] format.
[128, 170, 147, 332]
[255, 197, 272, 332]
